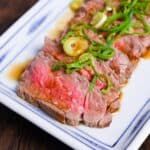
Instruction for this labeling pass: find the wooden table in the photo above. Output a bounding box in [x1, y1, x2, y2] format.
[0, 1, 149, 150]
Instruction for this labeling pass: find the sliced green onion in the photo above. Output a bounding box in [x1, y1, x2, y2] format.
[136, 15, 150, 33]
[91, 12, 107, 29]
[51, 62, 65, 71]
[88, 42, 115, 60]
[106, 6, 113, 12]
[112, 13, 133, 34]
[61, 31, 75, 44]
[66, 53, 92, 73]
[96, 48, 115, 60]
[70, 0, 84, 11]
[145, 3, 150, 15]
[89, 73, 113, 93]
[89, 74, 98, 91]
[102, 13, 123, 29]
[63, 37, 89, 57]
[61, 23, 96, 45]
[101, 76, 113, 94]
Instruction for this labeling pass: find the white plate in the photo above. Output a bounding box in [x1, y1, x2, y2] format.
[0, 1, 149, 150]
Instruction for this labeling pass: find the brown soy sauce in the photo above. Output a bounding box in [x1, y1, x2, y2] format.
[7, 60, 31, 80]
[143, 49, 150, 59]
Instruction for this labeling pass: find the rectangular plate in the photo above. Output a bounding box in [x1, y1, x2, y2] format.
[0, 1, 149, 149]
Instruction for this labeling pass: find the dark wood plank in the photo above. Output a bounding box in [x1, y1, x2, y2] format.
[0, 0, 37, 34]
[0, 104, 70, 150]
[0, 0, 149, 150]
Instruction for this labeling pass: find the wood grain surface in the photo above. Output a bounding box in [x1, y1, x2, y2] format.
[0, 0, 149, 150]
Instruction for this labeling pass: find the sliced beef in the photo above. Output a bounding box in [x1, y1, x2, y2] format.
[72, 0, 104, 24]
[18, 0, 150, 128]
[98, 112, 112, 128]
[43, 37, 74, 63]
[94, 60, 121, 88]
[83, 87, 108, 127]
[83, 0, 104, 15]
[18, 50, 112, 127]
[18, 37, 113, 127]
[18, 52, 55, 103]
[108, 100, 120, 113]
[85, 29, 100, 42]
[89, 60, 121, 112]
[79, 67, 93, 81]
[140, 36, 150, 49]
[103, 88, 120, 108]
[115, 35, 150, 59]
[109, 49, 136, 85]
[18, 51, 89, 125]
[109, 0, 120, 8]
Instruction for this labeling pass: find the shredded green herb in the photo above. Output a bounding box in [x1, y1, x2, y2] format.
[51, 53, 94, 73]
[53, 0, 150, 94]
[51, 62, 66, 71]
[70, 0, 84, 11]
[88, 41, 115, 60]
[89, 74, 99, 91]
[136, 15, 150, 33]
[101, 0, 150, 36]
[66, 53, 93, 73]
[61, 23, 96, 44]
[101, 76, 113, 94]
[89, 73, 113, 93]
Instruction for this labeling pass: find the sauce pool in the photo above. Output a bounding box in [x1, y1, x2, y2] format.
[143, 49, 150, 59]
[7, 60, 31, 81]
